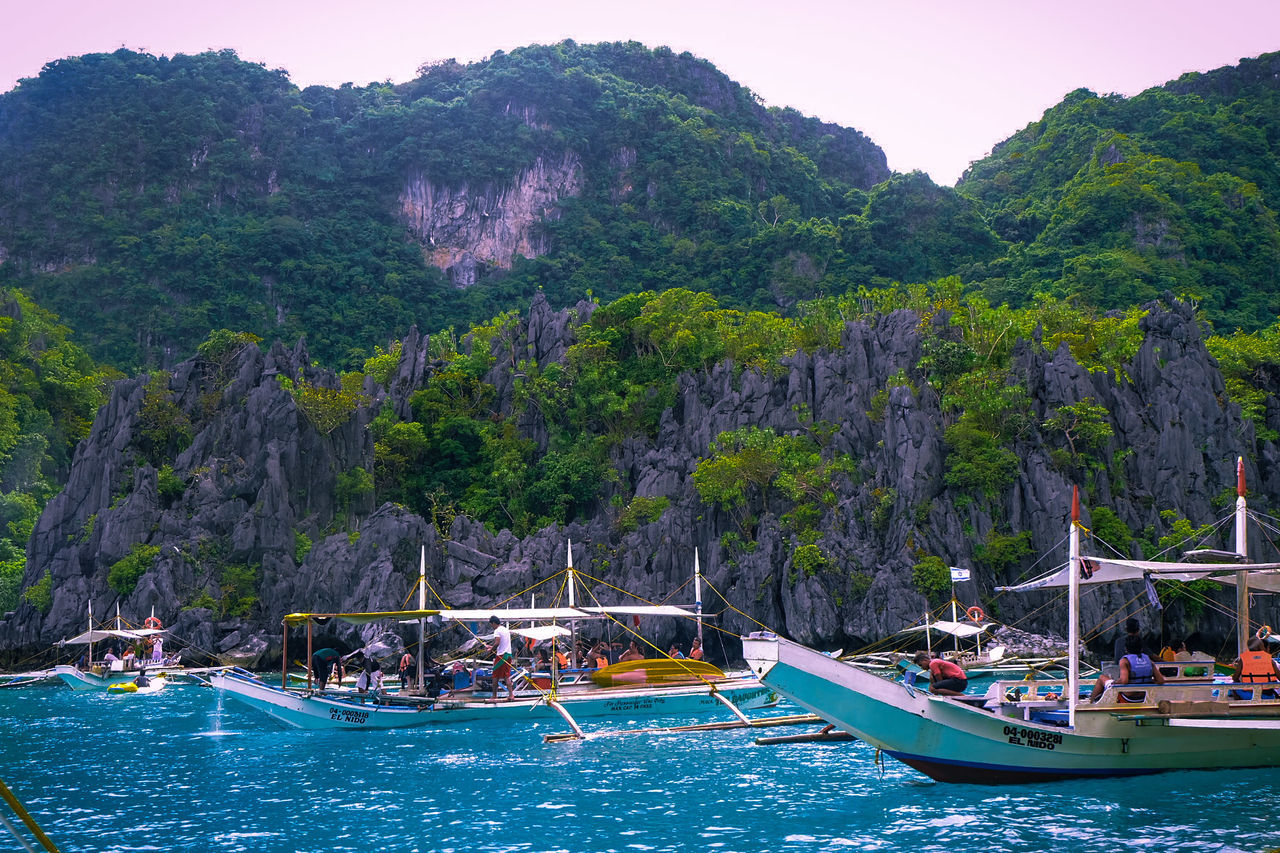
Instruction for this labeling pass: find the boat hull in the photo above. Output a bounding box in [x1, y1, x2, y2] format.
[52, 664, 186, 692]
[743, 633, 1280, 782]
[213, 669, 775, 730]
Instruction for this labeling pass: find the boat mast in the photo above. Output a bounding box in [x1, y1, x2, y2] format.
[694, 548, 704, 645]
[1235, 457, 1249, 657]
[418, 545, 426, 693]
[87, 600, 94, 665]
[949, 595, 959, 655]
[567, 539, 579, 669]
[1068, 486, 1081, 729]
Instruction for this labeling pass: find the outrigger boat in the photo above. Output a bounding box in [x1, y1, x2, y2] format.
[743, 460, 1280, 783]
[214, 546, 775, 731]
[50, 604, 222, 691]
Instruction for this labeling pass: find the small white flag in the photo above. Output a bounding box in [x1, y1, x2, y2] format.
[949, 567, 970, 582]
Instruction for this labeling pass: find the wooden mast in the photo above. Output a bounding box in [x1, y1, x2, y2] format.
[1068, 485, 1081, 730]
[1236, 457, 1250, 656]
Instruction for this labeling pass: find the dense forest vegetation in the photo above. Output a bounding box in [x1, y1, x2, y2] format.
[2, 44, 1276, 372]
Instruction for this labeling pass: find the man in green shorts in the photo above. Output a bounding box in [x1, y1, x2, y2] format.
[489, 615, 515, 701]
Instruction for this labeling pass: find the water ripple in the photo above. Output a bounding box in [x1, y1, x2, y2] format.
[4, 688, 1280, 851]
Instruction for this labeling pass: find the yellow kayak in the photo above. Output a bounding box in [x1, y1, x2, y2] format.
[589, 659, 725, 688]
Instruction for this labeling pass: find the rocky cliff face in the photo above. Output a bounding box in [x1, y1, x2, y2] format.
[3, 297, 1276, 665]
[398, 152, 583, 287]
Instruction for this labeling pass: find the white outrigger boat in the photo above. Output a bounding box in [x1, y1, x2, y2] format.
[744, 460, 1280, 783]
[214, 546, 775, 732]
[50, 604, 221, 691]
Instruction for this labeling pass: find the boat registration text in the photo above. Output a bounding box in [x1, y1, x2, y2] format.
[1002, 725, 1061, 750]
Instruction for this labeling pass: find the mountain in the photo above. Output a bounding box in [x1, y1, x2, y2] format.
[5, 287, 1280, 664]
[0, 42, 890, 369]
[959, 51, 1280, 330]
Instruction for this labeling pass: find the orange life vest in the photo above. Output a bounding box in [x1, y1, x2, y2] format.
[1240, 650, 1277, 683]
[594, 655, 609, 669]
[555, 652, 568, 668]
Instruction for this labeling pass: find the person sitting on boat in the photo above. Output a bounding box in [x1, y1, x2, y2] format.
[1112, 618, 1141, 663]
[553, 644, 569, 669]
[1118, 635, 1165, 685]
[1233, 637, 1280, 683]
[488, 615, 515, 701]
[134, 668, 151, 688]
[668, 643, 685, 659]
[913, 651, 968, 696]
[122, 648, 136, 669]
[310, 647, 342, 689]
[619, 640, 645, 662]
[588, 642, 610, 670]
[103, 648, 119, 664]
[689, 638, 704, 661]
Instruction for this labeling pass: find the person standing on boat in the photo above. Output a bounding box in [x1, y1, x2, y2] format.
[310, 647, 342, 689]
[913, 651, 968, 696]
[151, 635, 164, 663]
[399, 650, 415, 691]
[488, 615, 515, 701]
[689, 638, 704, 661]
[1118, 635, 1165, 685]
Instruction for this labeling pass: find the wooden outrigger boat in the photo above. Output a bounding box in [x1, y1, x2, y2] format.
[214, 545, 775, 731]
[744, 459, 1280, 782]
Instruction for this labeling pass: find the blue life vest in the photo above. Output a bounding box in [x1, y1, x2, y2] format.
[1123, 653, 1155, 684]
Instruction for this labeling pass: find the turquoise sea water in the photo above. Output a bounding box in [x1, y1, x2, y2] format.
[4, 684, 1280, 853]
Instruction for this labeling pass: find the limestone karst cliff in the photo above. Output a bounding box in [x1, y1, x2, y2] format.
[2, 296, 1277, 665]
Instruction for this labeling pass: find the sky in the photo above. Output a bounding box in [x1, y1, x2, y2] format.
[4, 0, 1279, 185]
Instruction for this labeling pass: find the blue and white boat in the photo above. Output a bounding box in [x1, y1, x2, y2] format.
[215, 546, 775, 732]
[743, 460, 1280, 783]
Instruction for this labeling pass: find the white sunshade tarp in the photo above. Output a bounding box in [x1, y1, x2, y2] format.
[997, 556, 1280, 594]
[898, 620, 993, 639]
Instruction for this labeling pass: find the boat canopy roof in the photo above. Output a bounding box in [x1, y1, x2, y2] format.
[898, 620, 993, 639]
[61, 627, 162, 645]
[284, 609, 440, 626]
[511, 625, 571, 641]
[283, 604, 700, 626]
[997, 556, 1280, 594]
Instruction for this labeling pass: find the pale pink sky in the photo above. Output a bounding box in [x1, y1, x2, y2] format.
[4, 1, 1278, 185]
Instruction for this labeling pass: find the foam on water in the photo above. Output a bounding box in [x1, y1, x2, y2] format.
[3, 686, 1280, 852]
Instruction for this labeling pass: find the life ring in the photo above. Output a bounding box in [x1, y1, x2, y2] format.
[1257, 625, 1272, 640]
[965, 605, 986, 623]
[143, 616, 162, 630]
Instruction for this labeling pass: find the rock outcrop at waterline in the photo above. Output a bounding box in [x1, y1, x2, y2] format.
[2, 297, 1278, 665]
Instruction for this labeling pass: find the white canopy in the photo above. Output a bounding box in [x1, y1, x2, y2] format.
[434, 607, 591, 622]
[61, 627, 162, 645]
[998, 556, 1280, 594]
[898, 620, 993, 639]
[577, 605, 698, 618]
[511, 625, 571, 641]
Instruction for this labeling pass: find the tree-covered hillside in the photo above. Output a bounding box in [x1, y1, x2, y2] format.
[0, 290, 115, 613]
[0, 42, 889, 369]
[959, 52, 1280, 330]
[4, 43, 1278, 373]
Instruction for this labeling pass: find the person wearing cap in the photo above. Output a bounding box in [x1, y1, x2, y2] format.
[488, 615, 515, 701]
